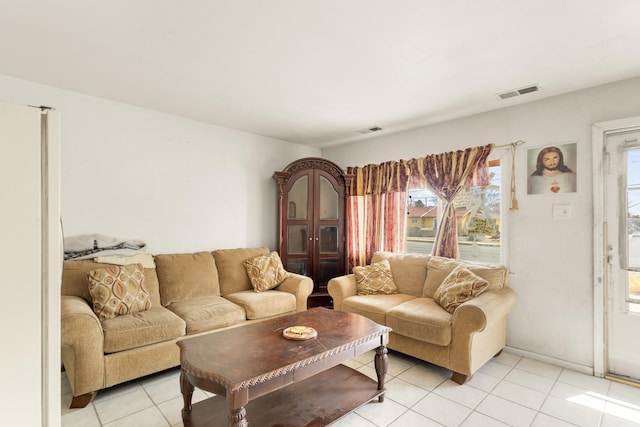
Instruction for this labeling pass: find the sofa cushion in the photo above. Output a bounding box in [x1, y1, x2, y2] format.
[225, 290, 297, 319]
[243, 251, 289, 292]
[62, 259, 161, 306]
[212, 247, 270, 295]
[353, 259, 398, 295]
[422, 256, 508, 298]
[433, 265, 489, 313]
[87, 264, 151, 320]
[341, 294, 416, 326]
[372, 252, 430, 297]
[155, 252, 221, 305]
[101, 306, 186, 353]
[387, 298, 452, 346]
[166, 296, 247, 335]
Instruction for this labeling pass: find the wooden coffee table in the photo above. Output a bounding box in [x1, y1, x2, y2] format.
[177, 307, 391, 427]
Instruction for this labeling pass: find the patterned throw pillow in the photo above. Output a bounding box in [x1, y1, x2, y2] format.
[433, 264, 489, 313]
[353, 259, 398, 295]
[243, 251, 290, 292]
[87, 264, 151, 320]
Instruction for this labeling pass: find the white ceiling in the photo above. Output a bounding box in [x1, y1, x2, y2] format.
[1, 1, 639, 148]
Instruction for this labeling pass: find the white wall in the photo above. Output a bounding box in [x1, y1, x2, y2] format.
[0, 75, 320, 254]
[322, 76, 640, 370]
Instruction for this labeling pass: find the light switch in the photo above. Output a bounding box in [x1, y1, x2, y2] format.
[552, 204, 572, 219]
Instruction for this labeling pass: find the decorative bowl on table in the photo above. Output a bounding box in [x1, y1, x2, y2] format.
[283, 326, 317, 340]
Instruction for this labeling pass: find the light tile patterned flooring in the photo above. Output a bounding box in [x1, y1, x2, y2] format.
[61, 350, 640, 427]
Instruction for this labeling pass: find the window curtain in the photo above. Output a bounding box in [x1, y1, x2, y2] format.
[344, 143, 493, 267]
[345, 161, 408, 268]
[419, 144, 494, 258]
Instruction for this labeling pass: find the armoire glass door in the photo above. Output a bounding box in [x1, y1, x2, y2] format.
[316, 174, 340, 289]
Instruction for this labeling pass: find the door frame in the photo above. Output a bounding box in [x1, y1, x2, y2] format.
[592, 115, 640, 377]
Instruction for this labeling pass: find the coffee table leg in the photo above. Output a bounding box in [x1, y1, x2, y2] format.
[180, 370, 194, 421]
[228, 407, 248, 427]
[227, 389, 249, 427]
[375, 345, 388, 402]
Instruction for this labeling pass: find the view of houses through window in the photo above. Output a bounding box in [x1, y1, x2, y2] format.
[626, 148, 640, 305]
[406, 160, 502, 263]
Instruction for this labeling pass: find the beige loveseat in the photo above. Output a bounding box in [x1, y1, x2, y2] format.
[61, 247, 313, 408]
[328, 252, 517, 384]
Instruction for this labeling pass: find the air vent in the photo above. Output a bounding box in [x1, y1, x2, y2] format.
[497, 84, 540, 100]
[356, 126, 383, 134]
[517, 85, 539, 95]
[498, 91, 519, 100]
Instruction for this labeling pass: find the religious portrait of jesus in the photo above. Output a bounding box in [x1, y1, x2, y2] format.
[527, 143, 577, 195]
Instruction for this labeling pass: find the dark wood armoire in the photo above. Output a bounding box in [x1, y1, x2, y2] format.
[274, 158, 352, 308]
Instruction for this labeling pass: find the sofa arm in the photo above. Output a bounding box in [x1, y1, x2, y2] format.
[449, 287, 518, 377]
[61, 295, 105, 397]
[327, 274, 357, 311]
[275, 273, 314, 312]
[453, 287, 518, 332]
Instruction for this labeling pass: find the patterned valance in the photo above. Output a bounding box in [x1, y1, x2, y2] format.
[345, 143, 494, 196]
[346, 160, 410, 196]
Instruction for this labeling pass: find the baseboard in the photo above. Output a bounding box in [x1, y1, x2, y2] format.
[504, 346, 594, 376]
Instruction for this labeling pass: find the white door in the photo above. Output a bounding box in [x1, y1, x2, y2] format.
[605, 129, 640, 382]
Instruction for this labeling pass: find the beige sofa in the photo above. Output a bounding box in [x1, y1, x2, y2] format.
[328, 252, 517, 384]
[61, 247, 313, 408]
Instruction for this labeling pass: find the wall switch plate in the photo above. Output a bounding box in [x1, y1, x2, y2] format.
[552, 204, 572, 219]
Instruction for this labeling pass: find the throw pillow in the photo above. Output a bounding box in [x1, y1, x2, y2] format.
[353, 259, 398, 295]
[433, 265, 489, 313]
[243, 251, 290, 292]
[87, 264, 151, 320]
[423, 256, 509, 298]
[422, 256, 464, 298]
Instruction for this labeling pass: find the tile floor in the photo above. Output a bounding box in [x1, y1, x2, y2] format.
[61, 350, 640, 427]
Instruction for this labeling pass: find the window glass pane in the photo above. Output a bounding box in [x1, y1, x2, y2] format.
[319, 225, 338, 253]
[629, 271, 640, 303]
[318, 259, 339, 287]
[287, 225, 308, 254]
[627, 148, 640, 270]
[406, 161, 502, 263]
[287, 259, 308, 277]
[319, 176, 338, 219]
[406, 190, 438, 255]
[288, 176, 307, 220]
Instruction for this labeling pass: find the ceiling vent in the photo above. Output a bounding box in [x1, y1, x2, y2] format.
[356, 126, 383, 134]
[497, 84, 540, 100]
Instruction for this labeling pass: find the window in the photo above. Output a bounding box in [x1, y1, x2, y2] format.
[406, 156, 504, 263]
[625, 147, 640, 309]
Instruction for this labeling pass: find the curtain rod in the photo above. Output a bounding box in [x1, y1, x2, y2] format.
[495, 140, 526, 148]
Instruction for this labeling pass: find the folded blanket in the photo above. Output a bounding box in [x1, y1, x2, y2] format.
[64, 234, 146, 260]
[94, 253, 156, 268]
